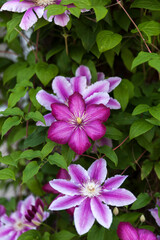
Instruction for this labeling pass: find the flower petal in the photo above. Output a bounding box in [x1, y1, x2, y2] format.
[101, 189, 136, 207]
[84, 120, 106, 141]
[88, 159, 107, 184]
[91, 197, 112, 229]
[49, 179, 80, 196]
[117, 222, 139, 240]
[51, 103, 72, 121]
[36, 90, 60, 111]
[75, 65, 92, 85]
[70, 76, 87, 94]
[83, 80, 110, 99]
[36, 113, 56, 127]
[106, 97, 121, 109]
[68, 164, 89, 184]
[149, 208, 160, 227]
[68, 128, 91, 155]
[54, 12, 70, 27]
[18, 195, 35, 215]
[0, 205, 5, 216]
[103, 175, 128, 190]
[85, 104, 110, 122]
[107, 77, 121, 92]
[97, 72, 105, 81]
[49, 195, 85, 210]
[85, 92, 110, 106]
[74, 198, 95, 235]
[138, 228, 157, 240]
[52, 76, 73, 102]
[1, 0, 35, 12]
[0, 226, 14, 238]
[48, 121, 73, 144]
[20, 7, 44, 31]
[68, 92, 85, 117]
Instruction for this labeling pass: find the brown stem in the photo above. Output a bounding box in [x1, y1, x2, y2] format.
[113, 135, 129, 151]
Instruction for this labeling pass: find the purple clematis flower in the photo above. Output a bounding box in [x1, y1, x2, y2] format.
[149, 199, 160, 227]
[0, 205, 6, 227]
[48, 158, 136, 235]
[1, 0, 70, 30]
[0, 195, 49, 240]
[117, 222, 157, 240]
[48, 92, 110, 155]
[36, 65, 121, 126]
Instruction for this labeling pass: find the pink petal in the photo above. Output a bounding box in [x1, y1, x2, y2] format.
[48, 121, 73, 144]
[51, 103, 72, 121]
[138, 229, 157, 240]
[88, 159, 107, 184]
[36, 90, 60, 111]
[0, 226, 14, 237]
[54, 12, 70, 27]
[36, 113, 56, 127]
[43, 183, 58, 194]
[98, 137, 113, 148]
[43, 10, 54, 22]
[83, 80, 110, 99]
[20, 7, 44, 31]
[1, 0, 35, 12]
[1, 214, 14, 225]
[84, 120, 106, 141]
[68, 128, 91, 155]
[97, 72, 105, 81]
[91, 197, 112, 229]
[85, 104, 110, 122]
[68, 164, 89, 185]
[149, 208, 160, 227]
[57, 168, 70, 180]
[85, 92, 110, 106]
[49, 179, 80, 196]
[103, 175, 128, 190]
[75, 65, 92, 85]
[74, 198, 95, 235]
[117, 222, 139, 240]
[107, 77, 122, 92]
[18, 195, 35, 215]
[70, 76, 87, 94]
[52, 76, 73, 102]
[106, 97, 121, 109]
[49, 195, 85, 210]
[101, 189, 136, 207]
[68, 93, 85, 117]
[0, 205, 5, 216]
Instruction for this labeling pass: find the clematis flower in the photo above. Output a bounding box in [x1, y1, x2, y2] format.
[149, 199, 160, 227]
[48, 158, 136, 235]
[48, 92, 110, 155]
[0, 195, 49, 240]
[117, 222, 157, 240]
[1, 0, 70, 30]
[0, 205, 5, 227]
[36, 65, 121, 126]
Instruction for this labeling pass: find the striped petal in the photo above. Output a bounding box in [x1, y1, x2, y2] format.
[103, 175, 128, 190]
[36, 90, 60, 110]
[1, 0, 35, 12]
[88, 159, 107, 184]
[70, 76, 87, 94]
[83, 80, 110, 99]
[49, 179, 80, 196]
[75, 65, 91, 85]
[68, 164, 89, 185]
[85, 92, 110, 106]
[54, 12, 70, 27]
[117, 222, 139, 240]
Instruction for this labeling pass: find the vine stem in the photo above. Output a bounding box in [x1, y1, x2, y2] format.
[116, 0, 152, 53]
[113, 135, 129, 151]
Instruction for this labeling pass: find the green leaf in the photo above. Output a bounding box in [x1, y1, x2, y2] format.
[141, 160, 153, 180]
[135, 21, 160, 39]
[41, 140, 56, 159]
[0, 107, 24, 117]
[131, 51, 159, 69]
[146, 118, 160, 126]
[0, 152, 21, 167]
[48, 153, 68, 170]
[131, 0, 160, 10]
[69, 7, 81, 18]
[46, 45, 64, 61]
[99, 145, 118, 166]
[121, 48, 134, 72]
[154, 162, 160, 179]
[20, 150, 42, 161]
[17, 230, 41, 240]
[0, 168, 15, 180]
[105, 126, 123, 140]
[61, 145, 75, 165]
[93, 6, 108, 22]
[1, 116, 21, 137]
[87, 225, 105, 240]
[26, 111, 45, 125]
[132, 104, 150, 115]
[3, 62, 27, 84]
[34, 18, 49, 31]
[53, 230, 76, 240]
[8, 87, 27, 108]
[17, 65, 35, 83]
[24, 127, 46, 148]
[36, 62, 58, 86]
[130, 193, 151, 210]
[46, 5, 67, 18]
[149, 59, 160, 72]
[29, 87, 42, 110]
[96, 30, 122, 52]
[129, 119, 154, 140]
[149, 104, 160, 121]
[22, 161, 40, 184]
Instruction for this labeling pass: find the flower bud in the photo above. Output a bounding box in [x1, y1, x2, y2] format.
[113, 207, 119, 216]
[140, 214, 145, 223]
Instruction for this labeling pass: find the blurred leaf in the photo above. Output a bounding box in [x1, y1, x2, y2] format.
[36, 62, 58, 86]
[0, 107, 24, 117]
[26, 111, 45, 125]
[46, 4, 67, 18]
[41, 140, 56, 159]
[18, 230, 41, 240]
[93, 6, 108, 22]
[149, 104, 160, 121]
[131, 51, 159, 69]
[20, 150, 42, 161]
[99, 145, 118, 166]
[48, 153, 68, 170]
[154, 162, 160, 179]
[132, 104, 150, 115]
[3, 62, 27, 84]
[131, 0, 160, 10]
[1, 116, 21, 137]
[149, 59, 160, 72]
[87, 225, 105, 240]
[0, 168, 15, 180]
[129, 119, 154, 140]
[141, 160, 153, 180]
[53, 230, 76, 240]
[22, 161, 40, 184]
[130, 193, 151, 210]
[105, 126, 123, 140]
[8, 87, 27, 108]
[24, 127, 46, 148]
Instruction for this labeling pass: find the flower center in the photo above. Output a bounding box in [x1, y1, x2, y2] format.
[14, 220, 24, 231]
[33, 0, 56, 7]
[76, 117, 82, 125]
[80, 181, 101, 198]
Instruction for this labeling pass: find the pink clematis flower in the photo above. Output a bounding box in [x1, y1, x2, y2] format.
[0, 195, 49, 240]
[48, 158, 136, 235]
[1, 0, 70, 30]
[117, 222, 157, 240]
[36, 65, 121, 127]
[48, 92, 110, 155]
[149, 199, 160, 227]
[0, 205, 6, 227]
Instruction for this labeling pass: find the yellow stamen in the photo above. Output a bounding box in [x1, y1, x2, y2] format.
[77, 117, 82, 124]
